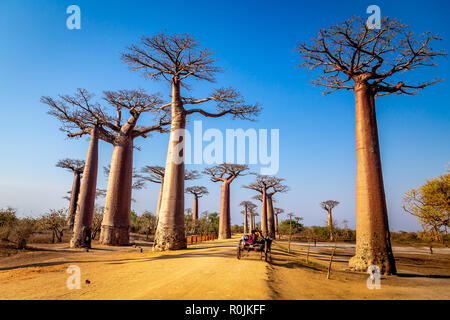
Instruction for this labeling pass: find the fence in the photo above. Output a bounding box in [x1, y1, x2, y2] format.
[186, 234, 218, 244]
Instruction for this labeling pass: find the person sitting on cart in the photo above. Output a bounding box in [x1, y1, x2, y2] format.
[245, 229, 258, 246]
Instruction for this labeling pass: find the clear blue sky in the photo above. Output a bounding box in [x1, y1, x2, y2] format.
[0, 0, 449, 231]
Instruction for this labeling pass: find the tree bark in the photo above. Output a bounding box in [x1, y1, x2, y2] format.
[100, 135, 134, 246]
[266, 195, 276, 238]
[348, 81, 396, 275]
[260, 188, 268, 236]
[327, 209, 334, 242]
[70, 127, 99, 248]
[244, 206, 249, 234]
[153, 81, 187, 251]
[218, 181, 231, 239]
[68, 171, 81, 230]
[193, 195, 199, 221]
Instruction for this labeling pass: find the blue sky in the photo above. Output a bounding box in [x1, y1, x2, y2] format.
[0, 0, 448, 231]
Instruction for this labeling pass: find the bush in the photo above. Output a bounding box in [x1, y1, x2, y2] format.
[37, 209, 67, 243]
[0, 207, 18, 241]
[278, 219, 303, 236]
[9, 218, 37, 249]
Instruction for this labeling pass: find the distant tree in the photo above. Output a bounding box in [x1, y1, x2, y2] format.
[274, 207, 284, 238]
[204, 164, 251, 239]
[207, 212, 220, 235]
[403, 173, 449, 243]
[11, 218, 37, 249]
[91, 208, 103, 240]
[138, 211, 157, 240]
[38, 209, 67, 243]
[240, 201, 257, 234]
[56, 158, 85, 230]
[320, 200, 340, 241]
[123, 32, 260, 251]
[0, 207, 18, 241]
[185, 186, 209, 221]
[138, 166, 200, 218]
[244, 175, 288, 238]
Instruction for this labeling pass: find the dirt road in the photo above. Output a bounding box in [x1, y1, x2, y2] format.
[0, 236, 449, 300]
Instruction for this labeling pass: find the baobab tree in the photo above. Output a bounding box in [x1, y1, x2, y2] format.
[240, 201, 257, 234]
[244, 175, 288, 238]
[56, 158, 85, 230]
[204, 164, 251, 239]
[320, 200, 339, 241]
[99, 90, 170, 246]
[185, 186, 209, 221]
[247, 204, 259, 231]
[296, 17, 446, 274]
[44, 89, 170, 247]
[265, 182, 289, 238]
[138, 166, 200, 219]
[123, 32, 260, 250]
[43, 89, 111, 248]
[274, 207, 284, 238]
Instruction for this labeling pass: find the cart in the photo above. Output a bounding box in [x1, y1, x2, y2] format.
[236, 235, 272, 262]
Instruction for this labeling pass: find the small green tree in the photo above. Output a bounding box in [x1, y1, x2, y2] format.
[138, 212, 157, 240]
[403, 173, 449, 243]
[207, 212, 220, 235]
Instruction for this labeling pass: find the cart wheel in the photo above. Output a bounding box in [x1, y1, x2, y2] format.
[264, 242, 270, 262]
[237, 245, 241, 260]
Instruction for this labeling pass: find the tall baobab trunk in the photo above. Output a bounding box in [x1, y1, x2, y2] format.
[219, 181, 231, 239]
[100, 136, 133, 245]
[193, 195, 199, 221]
[68, 171, 81, 230]
[244, 207, 249, 234]
[154, 82, 187, 250]
[266, 195, 276, 238]
[260, 188, 268, 236]
[348, 81, 396, 275]
[71, 127, 99, 248]
[327, 209, 334, 242]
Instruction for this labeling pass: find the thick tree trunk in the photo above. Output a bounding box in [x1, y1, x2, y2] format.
[218, 181, 231, 239]
[153, 82, 187, 251]
[68, 172, 81, 230]
[327, 210, 334, 241]
[266, 195, 276, 238]
[193, 195, 199, 221]
[244, 207, 248, 234]
[260, 188, 268, 236]
[100, 136, 134, 246]
[70, 127, 99, 248]
[348, 81, 396, 275]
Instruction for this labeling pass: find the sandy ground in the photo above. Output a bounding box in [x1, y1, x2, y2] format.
[0, 236, 449, 300]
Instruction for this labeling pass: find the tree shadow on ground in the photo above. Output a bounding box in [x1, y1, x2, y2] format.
[396, 272, 450, 279]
